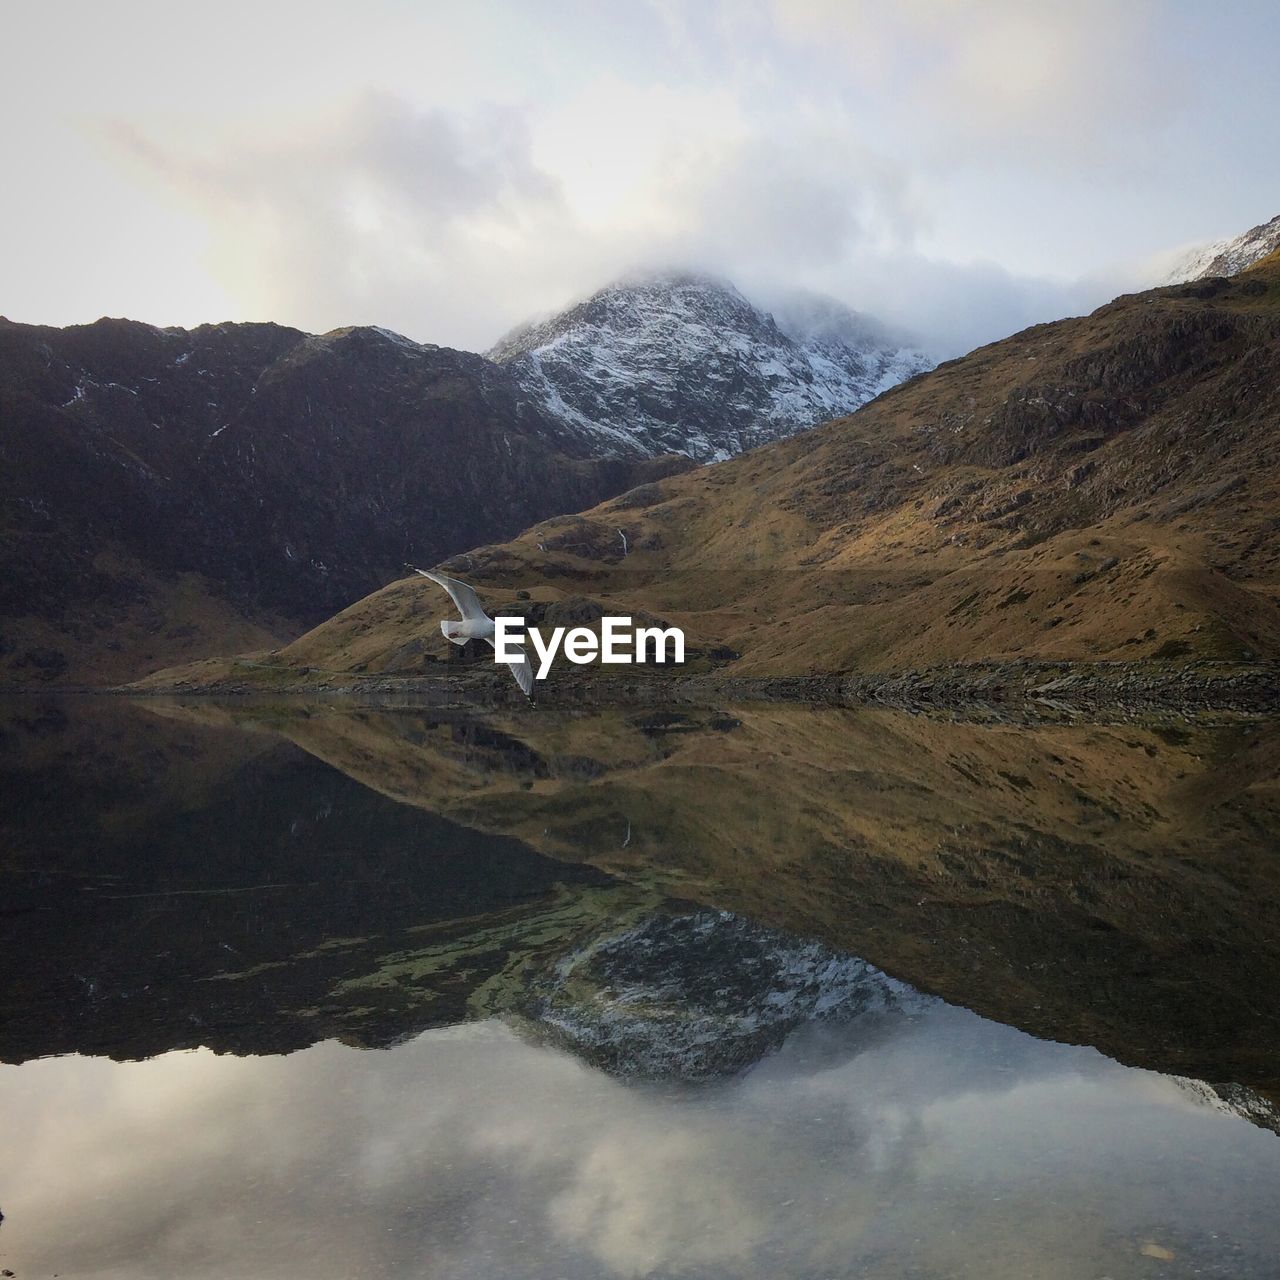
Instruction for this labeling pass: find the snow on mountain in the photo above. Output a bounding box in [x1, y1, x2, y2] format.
[1161, 213, 1280, 284]
[1170, 1076, 1280, 1137]
[520, 909, 932, 1080]
[488, 271, 933, 461]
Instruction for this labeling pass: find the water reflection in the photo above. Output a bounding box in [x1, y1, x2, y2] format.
[45, 694, 1276, 1089]
[1, 696, 1278, 1277]
[4, 1010, 1279, 1278]
[0, 699, 637, 1061]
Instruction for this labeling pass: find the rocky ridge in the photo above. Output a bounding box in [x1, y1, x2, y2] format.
[489, 272, 932, 460]
[0, 316, 685, 684]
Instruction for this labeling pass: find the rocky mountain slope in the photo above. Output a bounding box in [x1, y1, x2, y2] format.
[1, 272, 926, 685]
[0, 317, 684, 684]
[248, 250, 1280, 681]
[489, 272, 933, 460]
[1162, 212, 1280, 283]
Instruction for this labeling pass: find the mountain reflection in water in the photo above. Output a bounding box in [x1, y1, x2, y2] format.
[0, 696, 1278, 1278]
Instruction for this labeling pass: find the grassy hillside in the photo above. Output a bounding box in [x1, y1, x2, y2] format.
[235, 253, 1280, 683]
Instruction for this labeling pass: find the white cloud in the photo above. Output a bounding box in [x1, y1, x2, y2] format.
[109, 87, 946, 350]
[2, 0, 1277, 355]
[107, 94, 578, 348]
[769, 0, 1174, 164]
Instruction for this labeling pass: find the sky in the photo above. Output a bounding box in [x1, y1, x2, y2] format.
[2, 0, 1278, 357]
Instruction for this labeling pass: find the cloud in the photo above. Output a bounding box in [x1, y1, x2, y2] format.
[794, 250, 1120, 359]
[105, 63, 1147, 361]
[109, 93, 580, 349]
[769, 0, 1175, 166]
[112, 88, 955, 351]
[648, 132, 919, 270]
[3, 0, 1277, 357]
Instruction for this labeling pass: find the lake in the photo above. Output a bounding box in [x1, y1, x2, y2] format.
[1, 696, 1278, 1278]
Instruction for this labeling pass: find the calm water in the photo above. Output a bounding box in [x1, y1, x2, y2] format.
[1, 697, 1279, 1278]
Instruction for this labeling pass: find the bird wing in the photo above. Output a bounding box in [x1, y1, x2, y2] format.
[486, 636, 535, 699]
[413, 568, 488, 623]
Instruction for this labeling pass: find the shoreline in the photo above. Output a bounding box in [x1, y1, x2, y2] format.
[4, 658, 1276, 724]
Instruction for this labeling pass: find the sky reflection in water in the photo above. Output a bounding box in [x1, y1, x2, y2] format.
[3, 1002, 1279, 1279]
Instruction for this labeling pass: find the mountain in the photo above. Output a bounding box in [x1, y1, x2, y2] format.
[1, 272, 927, 686]
[1162, 213, 1280, 283]
[1173, 1078, 1280, 1139]
[237, 249, 1280, 682]
[488, 271, 933, 460]
[0, 317, 684, 684]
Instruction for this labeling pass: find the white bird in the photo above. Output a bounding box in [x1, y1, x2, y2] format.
[411, 567, 534, 699]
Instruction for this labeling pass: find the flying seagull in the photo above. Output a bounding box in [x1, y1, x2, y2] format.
[410, 567, 534, 699]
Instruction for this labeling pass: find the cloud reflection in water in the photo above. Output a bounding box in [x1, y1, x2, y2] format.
[3, 999, 1279, 1279]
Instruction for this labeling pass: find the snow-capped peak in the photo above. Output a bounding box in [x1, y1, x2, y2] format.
[488, 271, 933, 461]
[1160, 213, 1280, 285]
